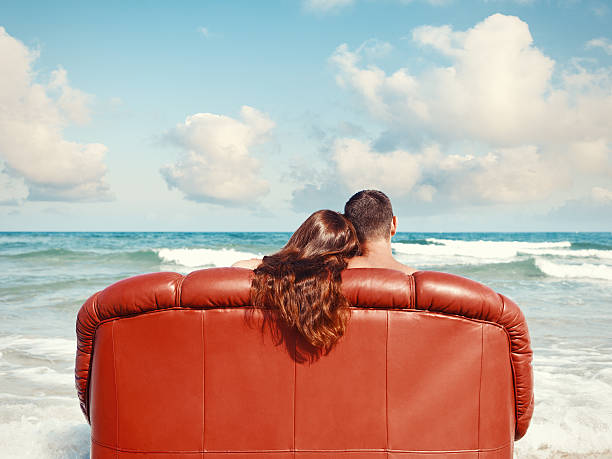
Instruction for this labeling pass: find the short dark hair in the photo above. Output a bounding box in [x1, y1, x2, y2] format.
[343, 190, 393, 243]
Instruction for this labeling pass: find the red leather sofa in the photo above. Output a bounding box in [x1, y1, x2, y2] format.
[75, 268, 533, 458]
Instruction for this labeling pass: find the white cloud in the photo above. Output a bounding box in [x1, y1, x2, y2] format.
[160, 106, 274, 206]
[568, 139, 611, 175]
[333, 14, 565, 145]
[415, 184, 436, 202]
[332, 14, 612, 145]
[0, 27, 111, 202]
[586, 37, 612, 55]
[47, 66, 93, 124]
[325, 14, 612, 207]
[464, 146, 570, 203]
[333, 138, 422, 195]
[411, 24, 464, 55]
[199, 26, 210, 37]
[331, 139, 568, 205]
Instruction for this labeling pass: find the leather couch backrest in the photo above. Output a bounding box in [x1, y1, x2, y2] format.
[76, 268, 534, 458]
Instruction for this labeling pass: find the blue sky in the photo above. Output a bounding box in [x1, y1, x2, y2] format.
[1, 0, 611, 231]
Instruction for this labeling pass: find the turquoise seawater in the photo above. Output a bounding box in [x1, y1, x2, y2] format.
[0, 232, 611, 457]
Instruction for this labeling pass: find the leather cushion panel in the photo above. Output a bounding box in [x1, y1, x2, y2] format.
[89, 322, 117, 448]
[203, 309, 294, 451]
[113, 310, 204, 451]
[295, 309, 387, 450]
[479, 325, 515, 448]
[387, 312, 481, 451]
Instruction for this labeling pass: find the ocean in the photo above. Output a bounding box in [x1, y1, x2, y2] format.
[0, 231, 610, 458]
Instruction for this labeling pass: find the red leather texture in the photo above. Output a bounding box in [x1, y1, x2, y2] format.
[75, 267, 533, 458]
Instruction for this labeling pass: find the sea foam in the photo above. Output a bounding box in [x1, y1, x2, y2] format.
[515, 362, 612, 457]
[534, 258, 612, 281]
[0, 400, 89, 458]
[392, 239, 573, 263]
[155, 247, 260, 268]
[0, 336, 75, 361]
[392, 238, 612, 281]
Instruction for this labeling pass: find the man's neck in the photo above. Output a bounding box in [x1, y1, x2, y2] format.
[347, 237, 416, 274]
[359, 238, 394, 260]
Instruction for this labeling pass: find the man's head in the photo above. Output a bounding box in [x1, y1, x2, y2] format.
[344, 190, 396, 244]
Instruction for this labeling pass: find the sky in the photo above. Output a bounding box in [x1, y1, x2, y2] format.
[0, 0, 611, 231]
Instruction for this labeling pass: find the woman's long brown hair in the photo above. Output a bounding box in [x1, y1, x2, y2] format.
[251, 210, 359, 353]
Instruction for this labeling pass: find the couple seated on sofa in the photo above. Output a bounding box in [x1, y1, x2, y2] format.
[232, 189, 416, 352]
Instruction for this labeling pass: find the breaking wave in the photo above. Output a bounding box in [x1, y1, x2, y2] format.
[1, 247, 261, 269]
[155, 247, 260, 268]
[392, 238, 612, 281]
[534, 258, 612, 281]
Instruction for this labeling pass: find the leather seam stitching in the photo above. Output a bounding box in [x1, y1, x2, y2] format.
[293, 334, 297, 459]
[90, 306, 510, 326]
[201, 310, 205, 457]
[478, 323, 484, 451]
[385, 309, 389, 457]
[111, 321, 118, 455]
[90, 436, 513, 454]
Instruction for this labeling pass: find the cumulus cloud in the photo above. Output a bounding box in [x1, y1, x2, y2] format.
[47, 67, 93, 124]
[333, 138, 422, 196]
[331, 139, 569, 205]
[463, 146, 570, 203]
[0, 27, 111, 202]
[160, 106, 274, 206]
[317, 14, 612, 210]
[331, 14, 571, 145]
